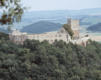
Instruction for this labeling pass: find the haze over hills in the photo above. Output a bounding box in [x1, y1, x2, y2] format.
[21, 21, 62, 33]
[21, 8, 101, 28]
[23, 8, 101, 22]
[0, 8, 101, 33]
[87, 23, 101, 32]
[79, 15, 101, 26]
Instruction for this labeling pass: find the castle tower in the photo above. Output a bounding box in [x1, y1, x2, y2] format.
[68, 19, 80, 39]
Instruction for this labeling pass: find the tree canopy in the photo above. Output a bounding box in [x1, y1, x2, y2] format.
[0, 33, 101, 80]
[63, 24, 74, 38]
[0, 0, 23, 25]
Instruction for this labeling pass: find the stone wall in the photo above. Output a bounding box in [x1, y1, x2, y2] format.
[9, 28, 71, 44]
[68, 19, 80, 38]
[9, 19, 90, 46]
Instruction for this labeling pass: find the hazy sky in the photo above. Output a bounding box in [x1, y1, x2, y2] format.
[22, 0, 101, 11]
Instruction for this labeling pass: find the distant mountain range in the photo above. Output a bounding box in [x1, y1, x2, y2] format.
[87, 23, 101, 32]
[21, 21, 62, 33]
[25, 8, 101, 18]
[23, 8, 101, 23]
[1, 8, 101, 33]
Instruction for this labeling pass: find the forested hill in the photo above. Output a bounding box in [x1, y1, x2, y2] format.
[21, 21, 62, 33]
[0, 32, 9, 40]
[1, 33, 101, 80]
[87, 23, 101, 32]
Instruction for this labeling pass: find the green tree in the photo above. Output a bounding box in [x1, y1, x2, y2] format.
[0, 0, 24, 31]
[63, 24, 74, 38]
[1, 34, 101, 80]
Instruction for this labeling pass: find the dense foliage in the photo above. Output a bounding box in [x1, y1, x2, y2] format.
[0, 0, 23, 25]
[0, 33, 101, 80]
[0, 32, 9, 40]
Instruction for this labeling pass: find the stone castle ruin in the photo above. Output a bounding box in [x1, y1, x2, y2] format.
[68, 19, 80, 38]
[9, 19, 89, 46]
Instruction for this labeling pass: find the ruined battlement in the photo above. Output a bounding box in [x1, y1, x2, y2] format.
[68, 19, 80, 38]
[9, 19, 89, 46]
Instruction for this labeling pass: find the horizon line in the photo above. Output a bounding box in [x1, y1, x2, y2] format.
[25, 7, 101, 12]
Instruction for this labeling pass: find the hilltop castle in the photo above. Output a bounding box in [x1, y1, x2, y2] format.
[9, 19, 89, 46]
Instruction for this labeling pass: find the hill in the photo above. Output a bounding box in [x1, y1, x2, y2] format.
[87, 23, 101, 32]
[1, 8, 101, 30]
[21, 21, 62, 33]
[23, 8, 101, 24]
[1, 36, 101, 80]
[80, 15, 101, 25]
